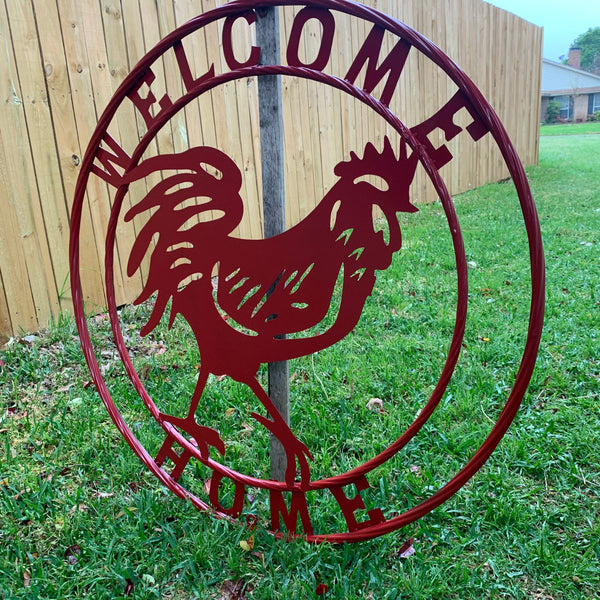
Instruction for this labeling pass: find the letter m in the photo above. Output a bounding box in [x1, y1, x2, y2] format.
[92, 133, 132, 188]
[344, 26, 411, 107]
[269, 490, 313, 536]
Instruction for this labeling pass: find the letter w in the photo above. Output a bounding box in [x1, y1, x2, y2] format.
[92, 133, 132, 188]
[344, 26, 411, 107]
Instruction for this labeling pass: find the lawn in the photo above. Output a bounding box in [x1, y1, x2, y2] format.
[539, 122, 600, 136]
[1, 130, 599, 599]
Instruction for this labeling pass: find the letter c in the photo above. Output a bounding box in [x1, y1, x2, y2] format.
[223, 11, 261, 70]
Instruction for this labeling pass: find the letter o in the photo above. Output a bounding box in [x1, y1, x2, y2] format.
[209, 471, 246, 518]
[286, 8, 335, 71]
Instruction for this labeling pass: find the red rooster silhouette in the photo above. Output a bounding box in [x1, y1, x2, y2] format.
[123, 136, 419, 488]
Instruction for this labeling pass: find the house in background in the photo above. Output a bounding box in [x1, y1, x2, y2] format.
[541, 49, 600, 122]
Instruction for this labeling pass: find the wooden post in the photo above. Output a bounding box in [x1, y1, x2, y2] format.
[256, 6, 289, 482]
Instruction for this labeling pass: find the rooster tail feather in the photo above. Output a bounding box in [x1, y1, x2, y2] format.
[137, 290, 169, 337]
[127, 226, 155, 277]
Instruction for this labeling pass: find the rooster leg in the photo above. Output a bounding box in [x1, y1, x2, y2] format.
[246, 377, 313, 490]
[159, 365, 226, 461]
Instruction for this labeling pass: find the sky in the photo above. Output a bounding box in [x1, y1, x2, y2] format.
[486, 0, 600, 62]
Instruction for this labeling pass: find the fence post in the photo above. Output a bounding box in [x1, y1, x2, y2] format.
[256, 6, 289, 482]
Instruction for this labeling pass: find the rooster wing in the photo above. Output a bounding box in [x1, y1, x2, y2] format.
[216, 218, 348, 338]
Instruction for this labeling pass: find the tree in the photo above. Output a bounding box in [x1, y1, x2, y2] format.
[570, 27, 600, 74]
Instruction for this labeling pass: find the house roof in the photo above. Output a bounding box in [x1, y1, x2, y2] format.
[542, 59, 600, 97]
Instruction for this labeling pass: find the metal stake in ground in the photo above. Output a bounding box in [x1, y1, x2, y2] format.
[256, 6, 289, 483]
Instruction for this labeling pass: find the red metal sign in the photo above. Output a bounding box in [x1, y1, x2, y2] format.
[70, 0, 545, 543]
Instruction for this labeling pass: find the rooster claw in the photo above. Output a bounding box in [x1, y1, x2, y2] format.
[251, 411, 313, 490]
[160, 412, 226, 460]
[284, 439, 313, 491]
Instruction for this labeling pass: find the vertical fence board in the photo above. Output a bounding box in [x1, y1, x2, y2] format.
[99, 0, 148, 289]
[0, 270, 11, 342]
[6, 0, 70, 314]
[57, 0, 114, 309]
[0, 0, 55, 333]
[34, 0, 104, 313]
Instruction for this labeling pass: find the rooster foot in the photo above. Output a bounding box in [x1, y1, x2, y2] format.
[160, 412, 226, 461]
[251, 411, 313, 490]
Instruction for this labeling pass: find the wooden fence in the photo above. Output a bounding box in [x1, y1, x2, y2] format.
[0, 0, 542, 340]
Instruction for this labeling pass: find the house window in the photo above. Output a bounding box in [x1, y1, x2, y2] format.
[593, 93, 600, 113]
[558, 96, 571, 119]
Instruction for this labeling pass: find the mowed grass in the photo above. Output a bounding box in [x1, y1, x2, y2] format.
[1, 131, 599, 599]
[539, 121, 600, 136]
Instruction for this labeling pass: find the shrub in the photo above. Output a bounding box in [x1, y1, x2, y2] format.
[545, 99, 562, 124]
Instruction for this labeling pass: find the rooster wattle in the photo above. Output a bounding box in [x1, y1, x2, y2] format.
[123, 136, 419, 488]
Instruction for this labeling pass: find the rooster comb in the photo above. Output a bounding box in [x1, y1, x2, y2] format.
[334, 135, 418, 182]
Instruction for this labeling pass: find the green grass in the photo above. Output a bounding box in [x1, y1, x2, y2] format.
[1, 132, 600, 599]
[540, 121, 600, 136]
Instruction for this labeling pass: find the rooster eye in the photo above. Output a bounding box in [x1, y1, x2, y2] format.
[352, 174, 389, 192]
